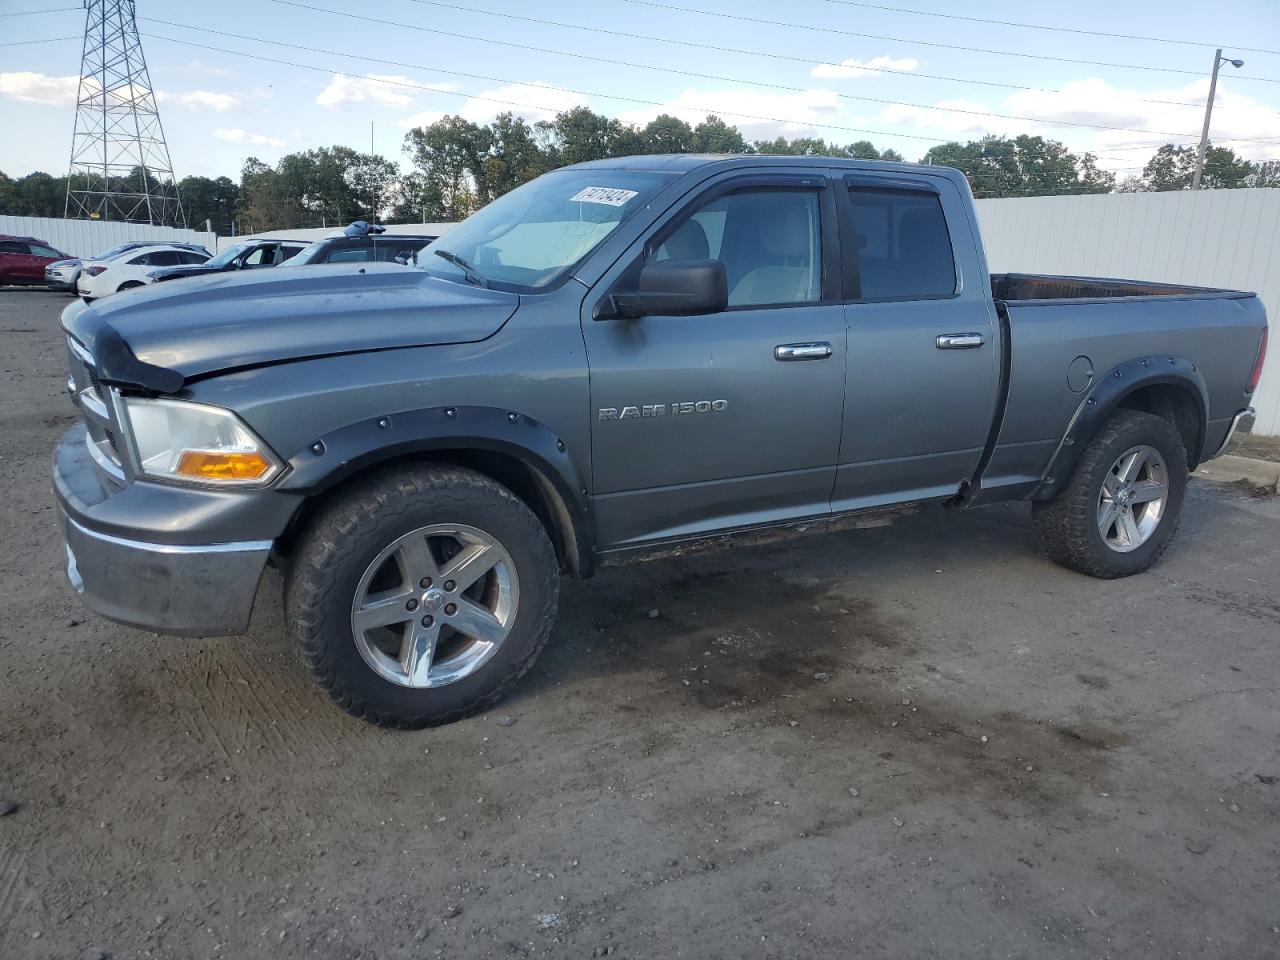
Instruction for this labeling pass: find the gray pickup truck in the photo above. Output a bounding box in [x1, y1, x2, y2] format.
[53, 155, 1268, 727]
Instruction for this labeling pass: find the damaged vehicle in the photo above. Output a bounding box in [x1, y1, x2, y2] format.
[53, 155, 1268, 727]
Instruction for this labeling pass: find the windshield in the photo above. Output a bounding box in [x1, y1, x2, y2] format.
[282, 240, 327, 266]
[94, 243, 142, 261]
[205, 242, 251, 268]
[420, 169, 674, 291]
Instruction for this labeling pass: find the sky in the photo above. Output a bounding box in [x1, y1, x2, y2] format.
[1, 0, 1279, 183]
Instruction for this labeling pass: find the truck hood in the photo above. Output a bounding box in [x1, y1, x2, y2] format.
[60, 263, 519, 386]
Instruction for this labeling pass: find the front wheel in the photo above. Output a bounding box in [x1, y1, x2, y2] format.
[1032, 409, 1188, 578]
[286, 464, 560, 727]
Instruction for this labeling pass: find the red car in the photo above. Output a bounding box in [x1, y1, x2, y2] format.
[0, 234, 71, 286]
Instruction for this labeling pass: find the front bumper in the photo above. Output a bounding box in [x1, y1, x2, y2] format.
[58, 506, 271, 636]
[1209, 407, 1256, 459]
[52, 423, 297, 636]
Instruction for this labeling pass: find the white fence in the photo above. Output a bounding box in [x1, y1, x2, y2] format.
[0, 215, 215, 260]
[974, 188, 1280, 436]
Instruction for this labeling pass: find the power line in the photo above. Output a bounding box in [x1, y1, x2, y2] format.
[814, 0, 1280, 57]
[0, 7, 81, 16]
[400, 0, 1208, 109]
[0, 36, 79, 47]
[245, 3, 1212, 139]
[622, 0, 1280, 84]
[150, 9, 1280, 160]
[140, 24, 1280, 169]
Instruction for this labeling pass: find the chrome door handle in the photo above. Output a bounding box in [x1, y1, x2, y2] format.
[936, 333, 985, 350]
[775, 342, 833, 361]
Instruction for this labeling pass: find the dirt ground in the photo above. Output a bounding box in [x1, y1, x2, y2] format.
[1, 287, 1279, 960]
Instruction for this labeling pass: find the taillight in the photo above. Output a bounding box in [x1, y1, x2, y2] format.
[84, 265, 108, 277]
[1247, 327, 1268, 394]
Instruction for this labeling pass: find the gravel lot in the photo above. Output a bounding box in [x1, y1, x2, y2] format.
[1, 287, 1278, 960]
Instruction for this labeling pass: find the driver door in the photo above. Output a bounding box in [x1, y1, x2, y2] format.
[582, 172, 847, 550]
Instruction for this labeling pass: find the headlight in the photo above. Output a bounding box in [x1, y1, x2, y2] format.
[119, 396, 283, 485]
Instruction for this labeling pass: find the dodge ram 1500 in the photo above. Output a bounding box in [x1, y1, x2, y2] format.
[53, 155, 1268, 727]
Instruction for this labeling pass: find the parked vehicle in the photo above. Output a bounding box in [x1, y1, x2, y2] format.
[282, 222, 437, 267]
[0, 235, 71, 286]
[44, 259, 81, 292]
[52, 155, 1268, 728]
[46, 241, 210, 293]
[77, 245, 211, 300]
[146, 238, 308, 284]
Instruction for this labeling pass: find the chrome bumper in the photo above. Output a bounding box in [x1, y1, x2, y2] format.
[53, 422, 279, 637]
[58, 506, 271, 636]
[1210, 407, 1256, 460]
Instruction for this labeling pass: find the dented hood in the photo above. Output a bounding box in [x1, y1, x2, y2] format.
[60, 263, 518, 387]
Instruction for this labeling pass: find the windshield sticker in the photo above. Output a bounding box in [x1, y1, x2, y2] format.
[569, 186, 639, 207]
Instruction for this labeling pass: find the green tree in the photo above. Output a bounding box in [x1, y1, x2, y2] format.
[690, 115, 749, 154]
[1246, 160, 1280, 188]
[7, 171, 69, 217]
[403, 116, 489, 221]
[640, 114, 694, 154]
[922, 135, 1113, 198]
[475, 113, 550, 203]
[1142, 142, 1253, 191]
[238, 157, 298, 232]
[177, 175, 239, 233]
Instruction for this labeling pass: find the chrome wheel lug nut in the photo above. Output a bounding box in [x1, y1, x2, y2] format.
[421, 615, 434, 628]
[406, 598, 418, 611]
[444, 602, 457, 616]
[444, 580, 456, 592]
[420, 576, 432, 588]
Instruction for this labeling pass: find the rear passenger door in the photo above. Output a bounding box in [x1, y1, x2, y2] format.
[831, 174, 1001, 511]
[582, 172, 847, 549]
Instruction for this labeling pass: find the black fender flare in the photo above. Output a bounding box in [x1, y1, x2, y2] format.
[1031, 354, 1208, 501]
[276, 405, 595, 576]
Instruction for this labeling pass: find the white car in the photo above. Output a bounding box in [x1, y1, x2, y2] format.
[77, 244, 210, 300]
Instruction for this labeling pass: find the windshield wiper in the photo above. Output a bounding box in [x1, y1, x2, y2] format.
[433, 248, 487, 287]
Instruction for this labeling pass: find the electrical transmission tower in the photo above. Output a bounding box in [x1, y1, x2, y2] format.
[64, 0, 185, 226]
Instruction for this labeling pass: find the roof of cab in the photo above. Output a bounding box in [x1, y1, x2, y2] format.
[561, 153, 965, 182]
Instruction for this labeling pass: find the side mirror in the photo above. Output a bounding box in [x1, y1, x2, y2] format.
[602, 259, 728, 320]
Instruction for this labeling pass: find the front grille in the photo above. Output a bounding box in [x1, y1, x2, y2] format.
[66, 337, 125, 478]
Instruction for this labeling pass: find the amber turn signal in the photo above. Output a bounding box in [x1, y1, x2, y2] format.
[175, 449, 273, 481]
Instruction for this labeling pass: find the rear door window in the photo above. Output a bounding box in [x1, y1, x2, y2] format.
[0, 241, 30, 254]
[325, 246, 373, 263]
[148, 250, 181, 267]
[847, 186, 956, 300]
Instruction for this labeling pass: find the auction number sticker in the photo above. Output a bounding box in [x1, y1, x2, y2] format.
[569, 186, 639, 207]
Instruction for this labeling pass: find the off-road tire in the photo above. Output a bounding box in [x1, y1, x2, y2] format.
[285, 464, 559, 728]
[1032, 409, 1188, 579]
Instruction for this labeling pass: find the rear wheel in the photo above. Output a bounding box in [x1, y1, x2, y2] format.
[1032, 409, 1188, 578]
[286, 464, 559, 728]
[117, 281, 143, 293]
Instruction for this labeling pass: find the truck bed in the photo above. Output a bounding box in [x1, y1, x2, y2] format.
[992, 273, 1241, 302]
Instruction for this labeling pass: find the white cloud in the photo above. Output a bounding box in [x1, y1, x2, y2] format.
[317, 74, 420, 108]
[2, 72, 244, 114]
[0, 71, 80, 106]
[456, 81, 584, 124]
[213, 128, 285, 148]
[398, 109, 447, 130]
[619, 87, 843, 139]
[811, 55, 920, 80]
[158, 90, 242, 112]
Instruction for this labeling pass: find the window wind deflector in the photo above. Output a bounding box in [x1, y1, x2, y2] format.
[843, 173, 943, 193]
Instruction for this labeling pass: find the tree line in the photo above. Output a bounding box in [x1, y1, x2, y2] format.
[2, 107, 1276, 232]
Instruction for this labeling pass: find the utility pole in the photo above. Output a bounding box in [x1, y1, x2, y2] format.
[1192, 48, 1244, 190]
[64, 0, 185, 225]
